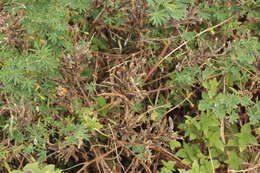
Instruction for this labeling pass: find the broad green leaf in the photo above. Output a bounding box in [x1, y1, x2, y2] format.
[200, 157, 219, 173]
[23, 162, 39, 171]
[203, 78, 218, 99]
[190, 160, 200, 173]
[170, 140, 181, 151]
[236, 123, 257, 152]
[184, 124, 199, 140]
[224, 150, 243, 170]
[207, 131, 224, 151]
[200, 115, 219, 133]
[176, 143, 201, 164]
[227, 111, 238, 124]
[159, 161, 176, 173]
[182, 32, 196, 42]
[248, 100, 260, 124]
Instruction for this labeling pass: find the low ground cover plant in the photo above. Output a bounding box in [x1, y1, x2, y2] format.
[0, 0, 259, 172]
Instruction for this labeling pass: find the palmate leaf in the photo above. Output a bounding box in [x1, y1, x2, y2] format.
[227, 111, 239, 124]
[63, 0, 92, 13]
[146, 0, 156, 8]
[167, 7, 186, 20]
[148, 9, 169, 26]
[198, 7, 212, 20]
[147, 0, 188, 26]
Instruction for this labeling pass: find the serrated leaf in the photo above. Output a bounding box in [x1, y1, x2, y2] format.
[203, 78, 218, 99]
[200, 157, 219, 173]
[190, 160, 200, 172]
[176, 143, 201, 164]
[184, 124, 199, 140]
[207, 131, 224, 151]
[236, 123, 258, 152]
[159, 160, 176, 173]
[200, 115, 219, 131]
[170, 140, 181, 151]
[182, 32, 196, 42]
[248, 100, 260, 124]
[227, 111, 238, 124]
[224, 150, 243, 170]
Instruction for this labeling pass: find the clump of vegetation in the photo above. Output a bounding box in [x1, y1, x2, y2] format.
[0, 0, 259, 172]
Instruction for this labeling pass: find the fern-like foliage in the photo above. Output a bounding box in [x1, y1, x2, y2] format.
[147, 0, 192, 26]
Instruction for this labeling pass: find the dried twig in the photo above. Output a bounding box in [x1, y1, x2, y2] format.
[143, 15, 235, 83]
[150, 145, 191, 170]
[76, 145, 122, 173]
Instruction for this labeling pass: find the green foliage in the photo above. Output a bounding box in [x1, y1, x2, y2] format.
[170, 66, 201, 88]
[248, 100, 260, 124]
[11, 0, 91, 46]
[169, 140, 181, 151]
[0, 45, 58, 102]
[233, 123, 258, 152]
[176, 143, 202, 165]
[198, 88, 253, 123]
[0, 0, 259, 172]
[94, 96, 109, 116]
[104, 10, 126, 26]
[78, 107, 102, 131]
[181, 31, 196, 42]
[224, 150, 244, 170]
[129, 144, 151, 159]
[181, 158, 218, 173]
[59, 121, 90, 145]
[159, 161, 176, 173]
[91, 37, 109, 51]
[147, 0, 192, 26]
[11, 162, 61, 173]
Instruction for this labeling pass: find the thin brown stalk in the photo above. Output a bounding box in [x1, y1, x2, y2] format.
[143, 15, 235, 83]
